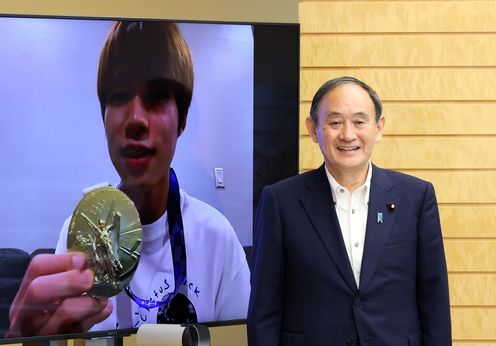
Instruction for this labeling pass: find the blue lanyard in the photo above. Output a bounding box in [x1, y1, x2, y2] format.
[125, 167, 187, 310]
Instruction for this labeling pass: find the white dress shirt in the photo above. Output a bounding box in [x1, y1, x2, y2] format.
[325, 162, 372, 288]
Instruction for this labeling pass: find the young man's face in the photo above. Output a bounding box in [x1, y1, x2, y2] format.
[104, 80, 180, 190]
[306, 83, 384, 179]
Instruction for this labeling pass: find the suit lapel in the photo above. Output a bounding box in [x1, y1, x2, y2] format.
[300, 165, 358, 293]
[359, 165, 400, 294]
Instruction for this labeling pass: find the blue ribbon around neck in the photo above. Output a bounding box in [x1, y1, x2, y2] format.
[124, 167, 187, 310]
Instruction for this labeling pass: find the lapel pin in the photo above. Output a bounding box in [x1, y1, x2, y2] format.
[387, 203, 396, 212]
[377, 212, 383, 224]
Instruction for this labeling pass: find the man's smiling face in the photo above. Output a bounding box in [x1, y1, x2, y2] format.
[306, 82, 384, 179]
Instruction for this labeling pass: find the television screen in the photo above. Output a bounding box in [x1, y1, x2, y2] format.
[0, 14, 298, 343]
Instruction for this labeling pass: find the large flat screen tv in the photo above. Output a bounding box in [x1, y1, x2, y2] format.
[0, 14, 299, 344]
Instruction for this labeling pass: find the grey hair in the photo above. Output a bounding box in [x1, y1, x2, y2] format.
[309, 76, 382, 123]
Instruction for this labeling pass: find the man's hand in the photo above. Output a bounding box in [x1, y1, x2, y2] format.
[6, 252, 112, 338]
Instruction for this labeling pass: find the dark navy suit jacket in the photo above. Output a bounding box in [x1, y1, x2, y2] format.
[247, 164, 451, 346]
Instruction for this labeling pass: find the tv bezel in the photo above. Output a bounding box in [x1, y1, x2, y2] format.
[0, 12, 299, 344]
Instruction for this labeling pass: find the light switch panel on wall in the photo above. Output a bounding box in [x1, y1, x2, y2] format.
[214, 167, 225, 189]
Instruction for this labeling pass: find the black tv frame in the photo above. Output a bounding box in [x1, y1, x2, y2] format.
[0, 13, 299, 345]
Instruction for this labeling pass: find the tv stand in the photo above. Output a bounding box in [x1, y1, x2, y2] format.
[20, 324, 210, 346]
[22, 336, 123, 346]
[22, 340, 68, 346]
[83, 336, 123, 346]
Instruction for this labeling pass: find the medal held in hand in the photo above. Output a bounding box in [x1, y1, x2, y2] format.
[67, 187, 142, 298]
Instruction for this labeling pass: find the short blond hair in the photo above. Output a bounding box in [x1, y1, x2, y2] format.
[97, 21, 194, 132]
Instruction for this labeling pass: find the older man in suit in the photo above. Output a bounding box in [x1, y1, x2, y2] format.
[247, 76, 451, 346]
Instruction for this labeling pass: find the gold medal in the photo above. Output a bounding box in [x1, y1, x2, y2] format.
[67, 187, 142, 298]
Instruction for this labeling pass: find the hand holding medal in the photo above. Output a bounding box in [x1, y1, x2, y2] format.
[67, 187, 142, 298]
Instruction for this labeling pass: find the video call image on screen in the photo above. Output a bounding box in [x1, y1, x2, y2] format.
[0, 16, 254, 339]
[0, 17, 254, 252]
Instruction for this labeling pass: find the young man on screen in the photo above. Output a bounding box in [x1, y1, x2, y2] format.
[6, 21, 250, 338]
[247, 77, 451, 345]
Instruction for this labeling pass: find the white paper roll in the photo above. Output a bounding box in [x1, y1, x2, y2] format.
[137, 324, 185, 346]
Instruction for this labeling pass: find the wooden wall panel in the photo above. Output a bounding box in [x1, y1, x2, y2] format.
[396, 171, 496, 204]
[300, 102, 496, 136]
[301, 34, 496, 67]
[300, 136, 496, 170]
[445, 240, 496, 272]
[440, 206, 496, 238]
[450, 274, 496, 306]
[300, 0, 496, 342]
[373, 137, 496, 169]
[0, 0, 298, 24]
[452, 308, 496, 340]
[382, 103, 496, 135]
[301, 158, 496, 205]
[301, 69, 496, 101]
[300, 1, 496, 33]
